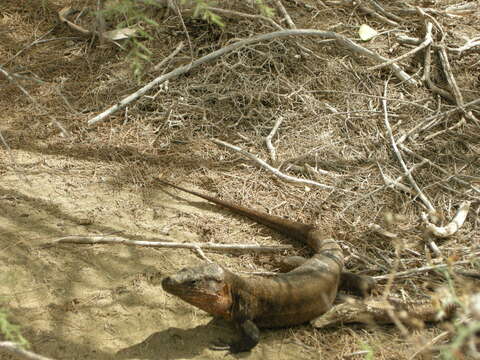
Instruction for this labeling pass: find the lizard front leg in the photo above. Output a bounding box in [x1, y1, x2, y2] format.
[211, 319, 260, 353]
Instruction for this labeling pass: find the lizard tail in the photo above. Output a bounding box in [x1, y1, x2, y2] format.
[157, 178, 314, 242]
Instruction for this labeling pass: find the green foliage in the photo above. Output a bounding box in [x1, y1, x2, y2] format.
[189, 0, 225, 27]
[436, 265, 480, 359]
[0, 273, 28, 347]
[255, 0, 275, 17]
[0, 310, 28, 347]
[360, 342, 375, 360]
[441, 320, 480, 359]
[101, 0, 275, 78]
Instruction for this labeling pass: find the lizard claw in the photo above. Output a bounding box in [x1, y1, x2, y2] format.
[209, 340, 230, 351]
[209, 340, 250, 354]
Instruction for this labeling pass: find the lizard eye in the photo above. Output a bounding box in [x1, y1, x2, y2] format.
[187, 279, 199, 287]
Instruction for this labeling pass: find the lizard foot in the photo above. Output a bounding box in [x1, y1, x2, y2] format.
[210, 340, 253, 354]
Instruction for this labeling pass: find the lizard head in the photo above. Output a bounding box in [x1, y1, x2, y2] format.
[162, 263, 233, 318]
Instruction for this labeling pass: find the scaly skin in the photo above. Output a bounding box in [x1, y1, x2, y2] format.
[159, 179, 373, 353]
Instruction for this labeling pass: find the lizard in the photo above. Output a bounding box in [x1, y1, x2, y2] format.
[158, 178, 375, 353]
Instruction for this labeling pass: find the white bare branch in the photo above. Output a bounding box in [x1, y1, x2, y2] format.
[46, 235, 292, 253]
[213, 139, 342, 191]
[422, 201, 471, 238]
[88, 29, 416, 125]
[0, 342, 55, 360]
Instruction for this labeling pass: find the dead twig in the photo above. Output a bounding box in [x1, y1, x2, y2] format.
[383, 81, 441, 256]
[369, 22, 432, 71]
[152, 41, 184, 72]
[265, 116, 284, 163]
[274, 0, 296, 29]
[408, 331, 451, 360]
[173, 1, 193, 60]
[0, 66, 70, 138]
[88, 28, 416, 125]
[423, 117, 466, 141]
[373, 255, 479, 280]
[358, 2, 399, 26]
[206, 6, 283, 30]
[382, 83, 436, 213]
[58, 7, 136, 42]
[396, 34, 480, 55]
[45, 235, 293, 253]
[341, 159, 428, 214]
[369, 224, 398, 239]
[398, 97, 480, 144]
[438, 46, 464, 107]
[212, 139, 341, 191]
[381, 173, 418, 198]
[417, 19, 456, 103]
[398, 144, 480, 196]
[438, 45, 480, 126]
[395, 2, 480, 18]
[367, 0, 403, 23]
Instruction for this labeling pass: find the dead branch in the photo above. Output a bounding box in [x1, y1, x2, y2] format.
[341, 160, 429, 214]
[398, 97, 480, 144]
[212, 139, 341, 191]
[58, 7, 136, 41]
[0, 342, 55, 360]
[369, 224, 398, 239]
[423, 117, 466, 141]
[152, 41, 184, 72]
[373, 255, 479, 280]
[369, 22, 432, 71]
[381, 173, 418, 198]
[422, 201, 471, 238]
[0, 66, 70, 138]
[396, 34, 480, 55]
[265, 116, 284, 163]
[399, 144, 480, 196]
[395, 2, 480, 18]
[274, 0, 296, 29]
[438, 46, 480, 126]
[311, 296, 454, 329]
[206, 7, 283, 30]
[367, 0, 403, 23]
[438, 46, 464, 107]
[58, 7, 90, 37]
[418, 20, 456, 103]
[382, 84, 436, 212]
[45, 235, 292, 253]
[358, 2, 399, 26]
[173, 1, 193, 60]
[88, 28, 416, 125]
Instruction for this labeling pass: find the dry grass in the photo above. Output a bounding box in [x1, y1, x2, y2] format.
[1, 0, 479, 359]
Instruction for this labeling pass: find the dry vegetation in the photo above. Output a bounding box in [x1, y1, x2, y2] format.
[0, 0, 479, 359]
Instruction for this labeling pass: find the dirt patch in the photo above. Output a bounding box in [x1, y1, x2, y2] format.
[1, 0, 479, 359]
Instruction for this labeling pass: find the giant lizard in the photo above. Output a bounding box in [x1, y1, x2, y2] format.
[158, 179, 374, 353]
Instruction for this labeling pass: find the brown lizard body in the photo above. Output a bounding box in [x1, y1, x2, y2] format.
[159, 179, 373, 352]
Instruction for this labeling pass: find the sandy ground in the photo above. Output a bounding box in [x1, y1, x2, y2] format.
[1, 0, 479, 359]
[0, 151, 326, 359]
